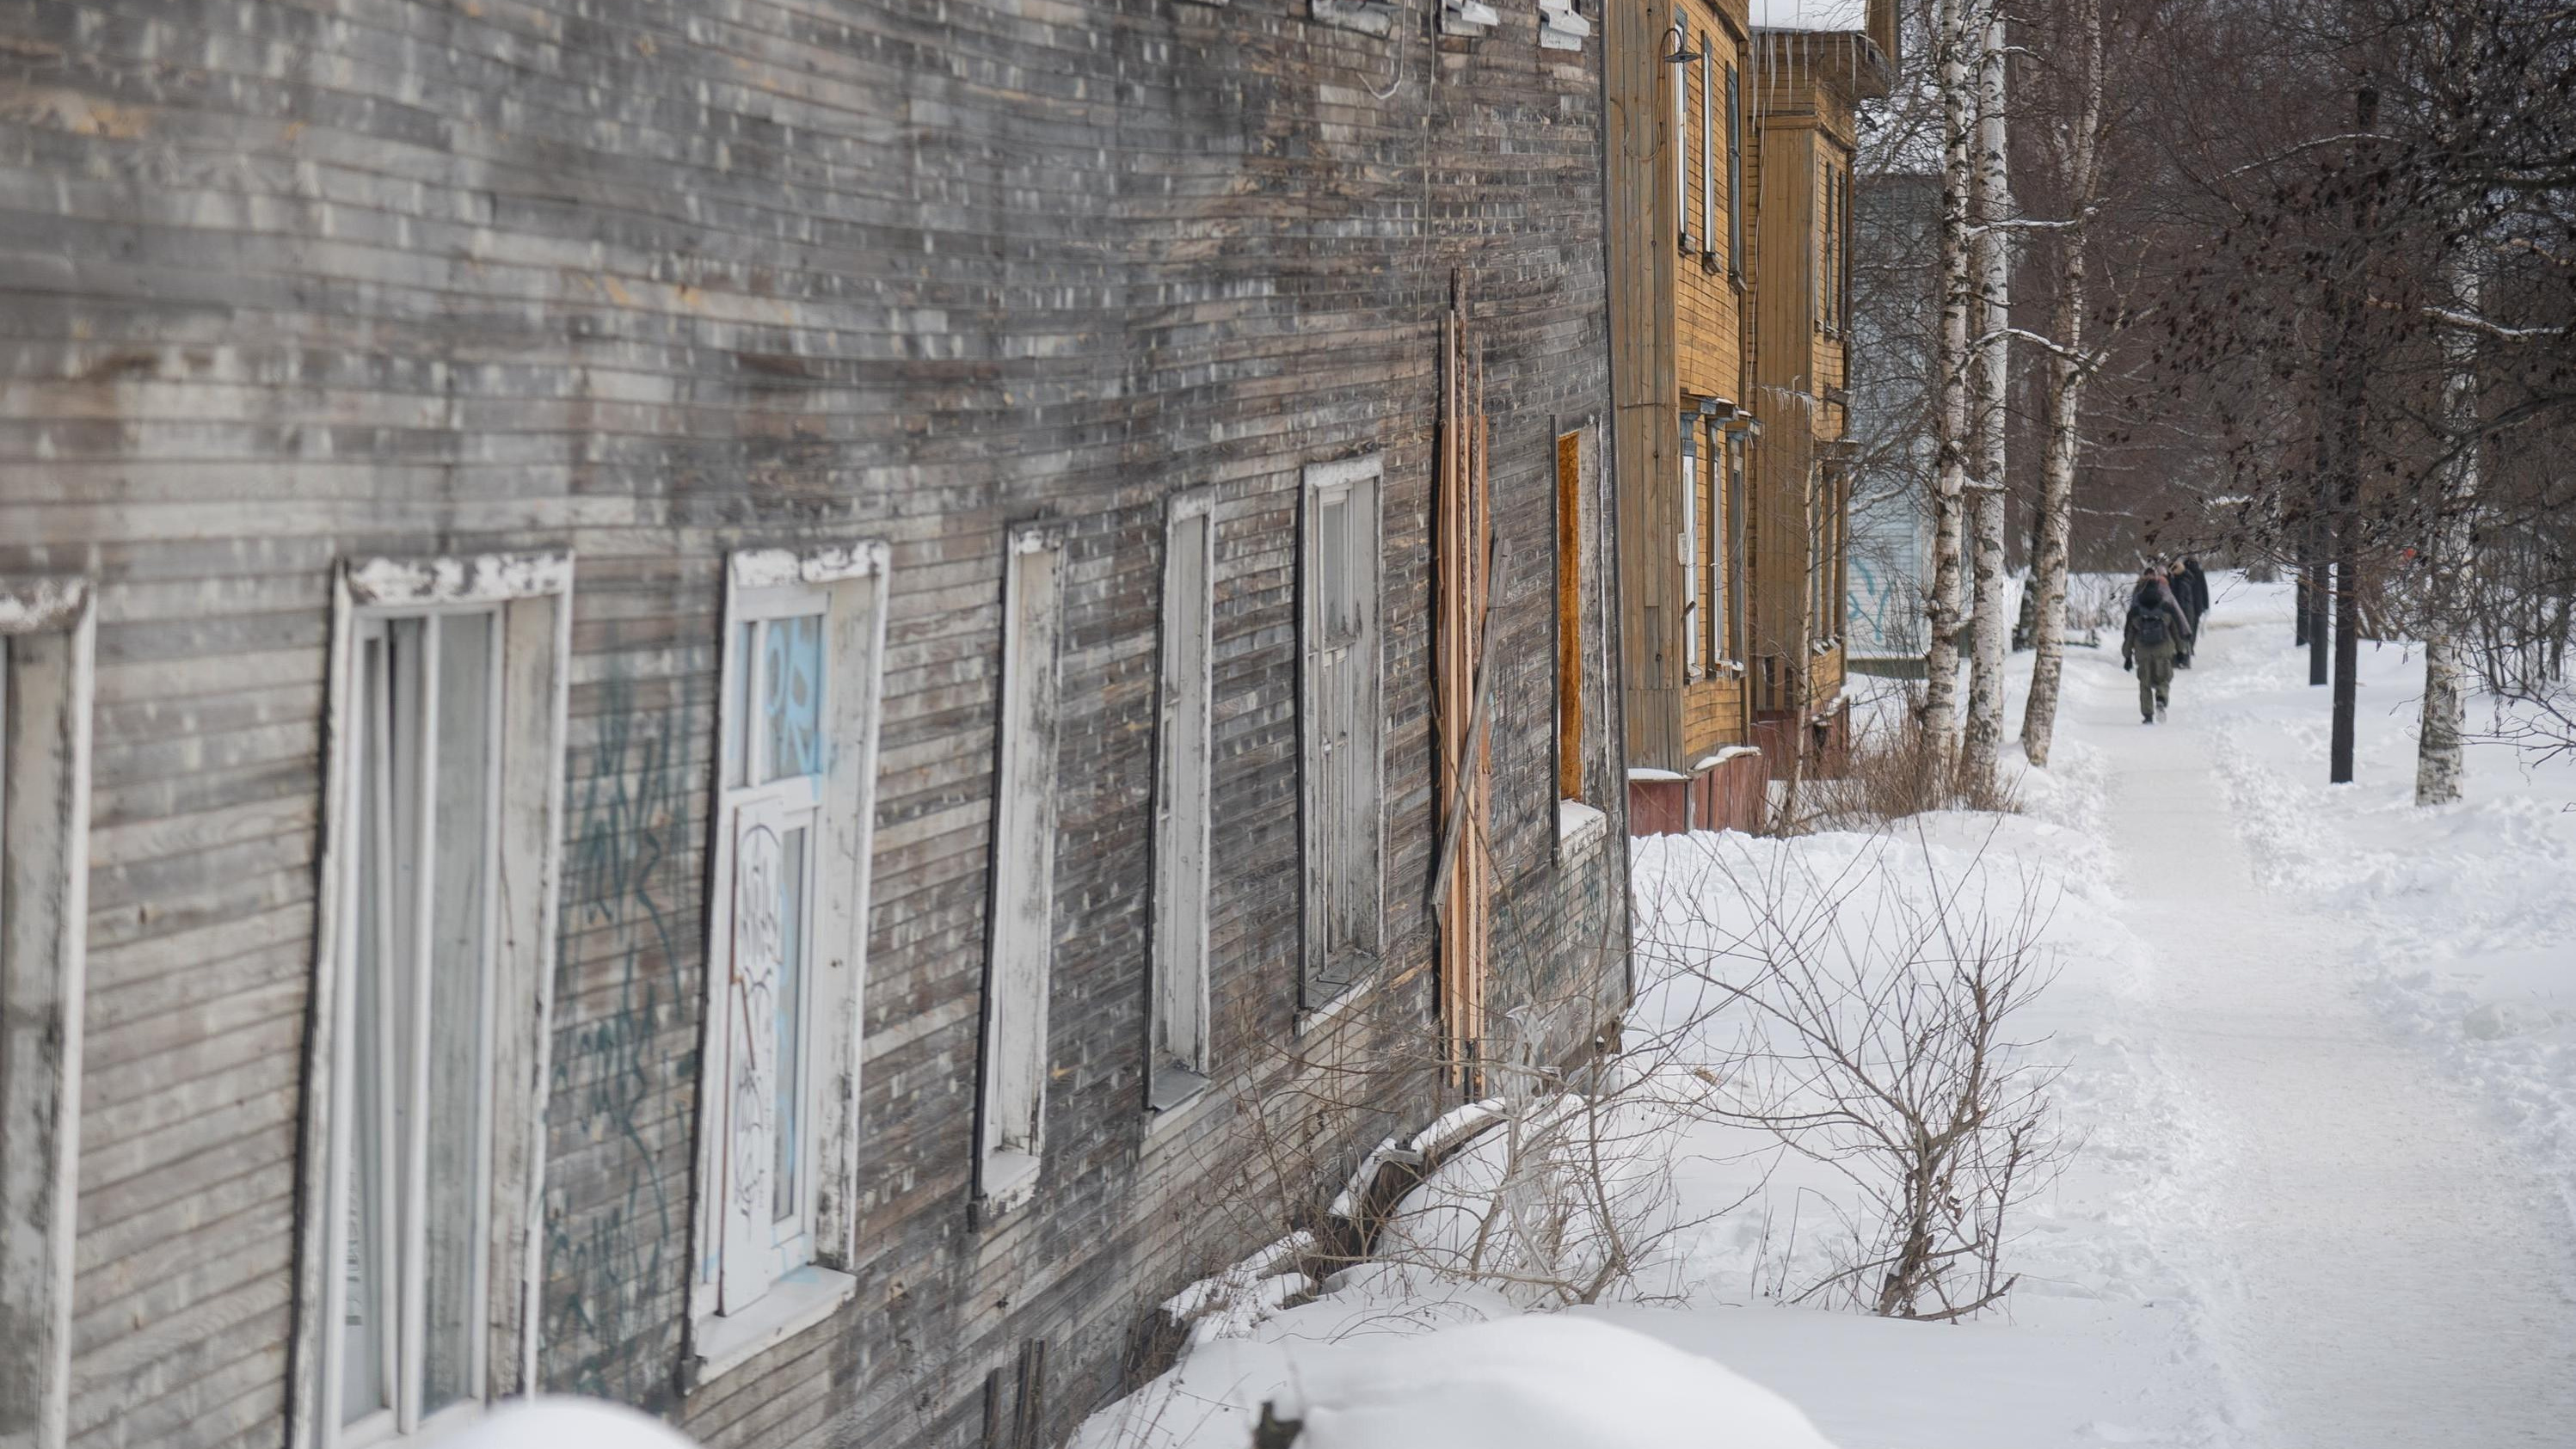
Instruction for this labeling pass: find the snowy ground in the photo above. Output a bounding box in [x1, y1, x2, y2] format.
[1074, 576, 2576, 1449]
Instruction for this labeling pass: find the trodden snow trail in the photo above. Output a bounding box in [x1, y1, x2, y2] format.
[2066, 602, 2576, 1447]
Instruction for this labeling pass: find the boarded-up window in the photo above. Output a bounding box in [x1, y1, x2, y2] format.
[1302, 457, 1384, 1004]
[0, 579, 92, 1449]
[692, 543, 890, 1369]
[1555, 433, 1586, 802]
[1150, 495, 1216, 1109]
[301, 553, 570, 1446]
[980, 525, 1064, 1210]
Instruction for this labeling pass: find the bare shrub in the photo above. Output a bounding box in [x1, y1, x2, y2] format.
[1792, 703, 2023, 833]
[1188, 967, 1762, 1313]
[1646, 828, 2074, 1319]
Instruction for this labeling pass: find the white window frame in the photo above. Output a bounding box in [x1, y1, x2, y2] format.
[686, 541, 890, 1383]
[1148, 492, 1217, 1114]
[0, 579, 93, 1449]
[1718, 427, 1746, 669]
[1299, 456, 1385, 1019]
[290, 553, 573, 1449]
[978, 524, 1066, 1215]
[1673, 23, 1694, 253]
[1700, 41, 1717, 266]
[1725, 62, 1745, 281]
[1681, 416, 1705, 678]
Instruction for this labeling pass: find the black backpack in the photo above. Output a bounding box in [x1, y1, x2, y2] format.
[2133, 604, 2167, 648]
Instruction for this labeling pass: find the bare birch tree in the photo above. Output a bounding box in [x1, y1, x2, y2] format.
[2415, 231, 2479, 804]
[1921, 0, 1978, 759]
[2020, 0, 2107, 767]
[1963, 1, 2014, 769]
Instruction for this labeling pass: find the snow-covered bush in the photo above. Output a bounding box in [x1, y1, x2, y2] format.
[1635, 828, 2073, 1319]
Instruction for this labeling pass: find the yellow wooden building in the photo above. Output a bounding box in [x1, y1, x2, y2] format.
[1606, 0, 1896, 832]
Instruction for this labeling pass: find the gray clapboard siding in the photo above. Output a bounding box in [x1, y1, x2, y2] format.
[4, 0, 1631, 1442]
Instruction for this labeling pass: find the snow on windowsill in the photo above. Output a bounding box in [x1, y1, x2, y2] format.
[1297, 971, 1382, 1037]
[1558, 800, 1608, 854]
[687, 1265, 858, 1387]
[1143, 1067, 1219, 1143]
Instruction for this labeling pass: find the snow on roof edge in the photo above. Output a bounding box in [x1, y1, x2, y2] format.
[1749, 0, 1868, 32]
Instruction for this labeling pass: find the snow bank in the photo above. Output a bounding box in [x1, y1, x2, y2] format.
[446, 1399, 699, 1449]
[1273, 1315, 1837, 1449]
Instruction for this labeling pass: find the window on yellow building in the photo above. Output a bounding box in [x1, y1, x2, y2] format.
[1722, 430, 1747, 666]
[1818, 160, 1837, 334]
[1839, 166, 1855, 339]
[1680, 412, 1704, 678]
[1673, 23, 1694, 255]
[1725, 64, 1743, 281]
[1700, 44, 1716, 267]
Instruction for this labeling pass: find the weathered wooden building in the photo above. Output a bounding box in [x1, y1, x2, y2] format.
[0, 0, 1630, 1445]
[1604, 0, 1893, 832]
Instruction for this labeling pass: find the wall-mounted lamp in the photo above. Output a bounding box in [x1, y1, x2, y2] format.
[1663, 25, 1703, 62]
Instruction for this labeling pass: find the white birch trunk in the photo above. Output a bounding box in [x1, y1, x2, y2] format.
[1922, 0, 1977, 758]
[2415, 236, 2480, 806]
[2020, 0, 2102, 768]
[1963, 3, 2013, 766]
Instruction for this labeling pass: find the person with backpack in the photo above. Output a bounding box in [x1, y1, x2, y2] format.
[2123, 568, 2192, 722]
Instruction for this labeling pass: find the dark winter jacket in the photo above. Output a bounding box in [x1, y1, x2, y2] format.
[2176, 561, 2210, 623]
[2122, 586, 2192, 667]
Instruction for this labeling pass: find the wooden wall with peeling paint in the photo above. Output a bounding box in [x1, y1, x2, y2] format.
[0, 0, 1629, 1445]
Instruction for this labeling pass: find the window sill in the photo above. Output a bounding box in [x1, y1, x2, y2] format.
[1145, 1067, 1220, 1142]
[1539, 9, 1590, 47]
[977, 1149, 1042, 1219]
[1147, 1064, 1212, 1115]
[688, 1266, 858, 1387]
[1440, 0, 1499, 34]
[1311, 0, 1395, 35]
[1557, 799, 1608, 856]
[1296, 971, 1380, 1037]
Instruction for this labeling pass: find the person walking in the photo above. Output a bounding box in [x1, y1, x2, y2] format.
[2178, 556, 2211, 621]
[2124, 567, 2192, 722]
[2162, 556, 2200, 668]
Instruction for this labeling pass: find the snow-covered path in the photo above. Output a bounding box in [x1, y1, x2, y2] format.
[2073, 605, 2576, 1446]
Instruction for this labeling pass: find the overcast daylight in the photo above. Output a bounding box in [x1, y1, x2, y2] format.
[3, 0, 2574, 1445]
